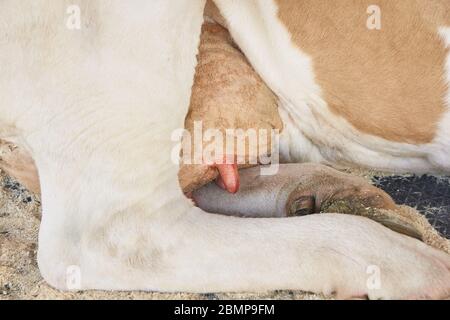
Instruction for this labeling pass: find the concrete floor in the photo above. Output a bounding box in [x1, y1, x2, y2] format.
[373, 175, 450, 238]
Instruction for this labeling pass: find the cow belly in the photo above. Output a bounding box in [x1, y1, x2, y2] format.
[213, 0, 450, 173]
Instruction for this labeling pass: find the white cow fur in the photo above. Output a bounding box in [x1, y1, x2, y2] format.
[432, 27, 450, 171]
[1, 1, 450, 298]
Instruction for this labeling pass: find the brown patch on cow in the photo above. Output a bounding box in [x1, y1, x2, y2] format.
[204, 0, 227, 28]
[275, 0, 450, 144]
[0, 140, 40, 195]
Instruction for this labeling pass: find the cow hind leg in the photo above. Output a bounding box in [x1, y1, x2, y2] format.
[193, 163, 424, 240]
[36, 195, 450, 299]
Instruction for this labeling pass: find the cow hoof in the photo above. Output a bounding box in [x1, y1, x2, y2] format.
[284, 166, 422, 240]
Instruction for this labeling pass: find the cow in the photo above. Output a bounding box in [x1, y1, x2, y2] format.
[0, 0, 449, 299]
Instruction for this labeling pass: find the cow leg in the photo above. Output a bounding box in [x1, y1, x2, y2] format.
[37, 188, 450, 299]
[193, 163, 425, 240]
